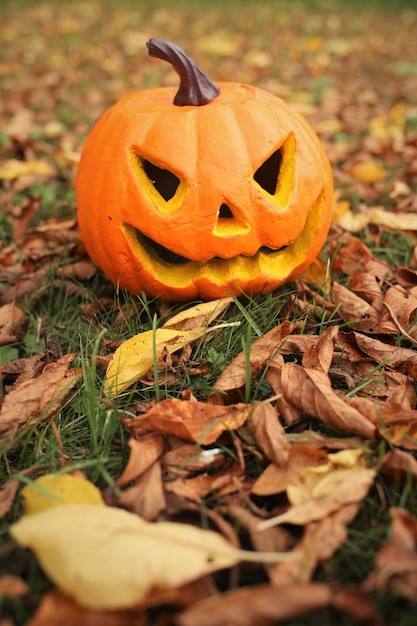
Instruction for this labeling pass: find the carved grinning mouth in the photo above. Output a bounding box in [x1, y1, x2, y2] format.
[136, 230, 290, 265]
[121, 190, 326, 288]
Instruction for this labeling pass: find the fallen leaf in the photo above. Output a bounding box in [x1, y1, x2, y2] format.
[115, 436, 164, 488]
[331, 235, 374, 276]
[163, 297, 233, 331]
[279, 362, 376, 438]
[11, 504, 294, 610]
[364, 507, 417, 601]
[0, 302, 25, 345]
[258, 449, 375, 528]
[301, 325, 337, 374]
[369, 207, 417, 231]
[350, 160, 386, 183]
[105, 300, 237, 397]
[251, 444, 329, 497]
[0, 158, 56, 180]
[26, 589, 149, 626]
[22, 473, 104, 515]
[247, 402, 291, 466]
[176, 583, 333, 626]
[269, 503, 360, 586]
[380, 448, 417, 485]
[209, 321, 296, 403]
[123, 394, 250, 445]
[0, 354, 81, 440]
[114, 462, 166, 521]
[0, 574, 29, 598]
[0, 478, 20, 518]
[104, 327, 207, 396]
[332, 202, 370, 232]
[332, 282, 380, 333]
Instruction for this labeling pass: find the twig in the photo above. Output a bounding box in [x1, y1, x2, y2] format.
[383, 301, 417, 347]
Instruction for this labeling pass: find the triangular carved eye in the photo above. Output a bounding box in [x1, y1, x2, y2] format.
[218, 203, 234, 219]
[252, 133, 296, 209]
[253, 148, 283, 195]
[142, 159, 180, 201]
[130, 151, 186, 214]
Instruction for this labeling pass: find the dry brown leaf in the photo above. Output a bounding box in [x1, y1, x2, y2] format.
[332, 282, 380, 333]
[364, 507, 417, 601]
[376, 406, 417, 450]
[115, 435, 164, 488]
[348, 332, 417, 369]
[380, 448, 417, 485]
[0, 575, 29, 598]
[251, 444, 329, 497]
[165, 460, 244, 500]
[0, 478, 20, 518]
[114, 461, 166, 521]
[331, 587, 382, 625]
[331, 236, 374, 276]
[162, 443, 226, 479]
[0, 354, 81, 439]
[349, 258, 390, 312]
[301, 325, 337, 374]
[379, 285, 417, 338]
[177, 583, 333, 626]
[279, 363, 376, 438]
[270, 504, 360, 586]
[0, 302, 25, 345]
[26, 590, 149, 626]
[209, 321, 296, 403]
[123, 393, 250, 445]
[247, 402, 291, 466]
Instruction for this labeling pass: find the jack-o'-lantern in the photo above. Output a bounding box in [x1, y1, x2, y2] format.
[76, 38, 333, 301]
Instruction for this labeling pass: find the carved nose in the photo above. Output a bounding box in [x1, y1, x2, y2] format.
[213, 203, 251, 237]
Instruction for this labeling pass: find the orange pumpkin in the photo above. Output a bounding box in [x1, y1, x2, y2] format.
[76, 39, 333, 301]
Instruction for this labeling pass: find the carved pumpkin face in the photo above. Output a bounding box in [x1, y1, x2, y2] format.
[76, 39, 333, 301]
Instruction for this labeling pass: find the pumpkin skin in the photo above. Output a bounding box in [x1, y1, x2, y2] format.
[76, 39, 333, 301]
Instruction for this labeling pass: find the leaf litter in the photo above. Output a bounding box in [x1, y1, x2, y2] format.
[1, 1, 417, 624]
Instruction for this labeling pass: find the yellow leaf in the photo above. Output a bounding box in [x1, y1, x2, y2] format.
[163, 297, 233, 330]
[22, 473, 104, 514]
[10, 504, 295, 610]
[314, 118, 343, 134]
[258, 449, 375, 529]
[0, 159, 55, 180]
[332, 201, 370, 232]
[350, 160, 386, 183]
[369, 207, 417, 231]
[105, 298, 238, 397]
[104, 326, 208, 397]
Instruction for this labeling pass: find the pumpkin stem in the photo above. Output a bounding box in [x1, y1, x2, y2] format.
[147, 38, 220, 106]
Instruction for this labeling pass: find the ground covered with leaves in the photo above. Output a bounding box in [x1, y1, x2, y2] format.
[1, 0, 417, 624]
